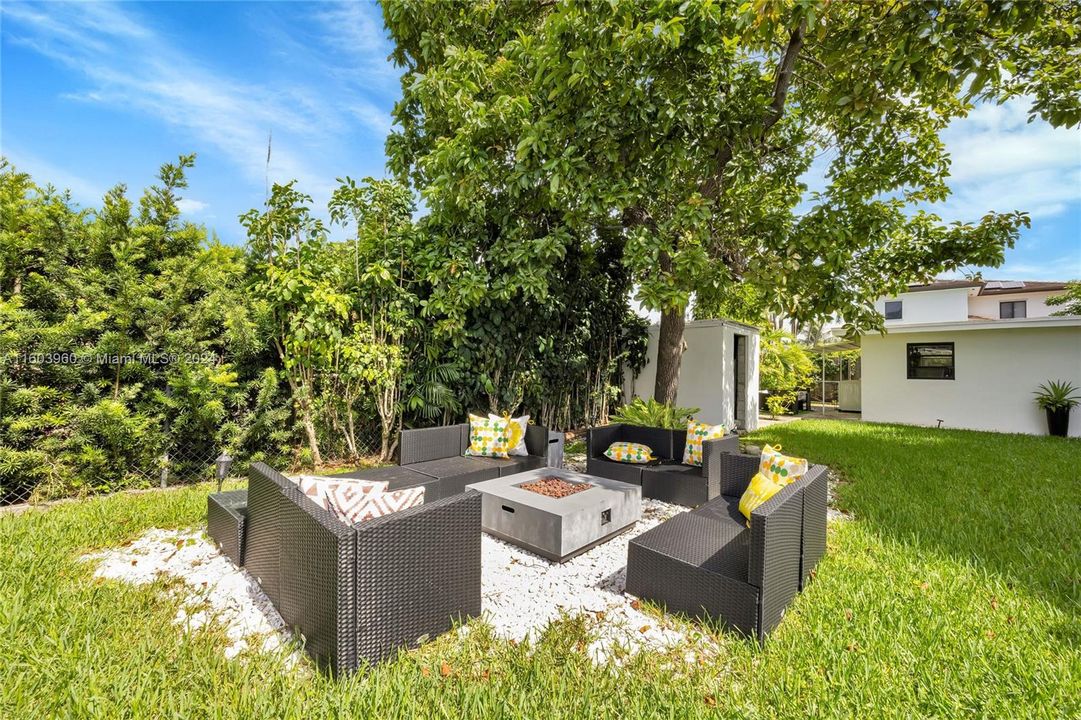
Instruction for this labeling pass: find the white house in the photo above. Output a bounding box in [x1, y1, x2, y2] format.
[856, 279, 1080, 437]
[624, 319, 760, 431]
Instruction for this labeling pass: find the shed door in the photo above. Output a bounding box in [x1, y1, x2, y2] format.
[734, 334, 747, 427]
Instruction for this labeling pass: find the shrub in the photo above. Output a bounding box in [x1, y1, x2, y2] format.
[766, 392, 797, 419]
[609, 397, 700, 429]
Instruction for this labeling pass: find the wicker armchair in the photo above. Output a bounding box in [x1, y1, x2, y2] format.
[245, 462, 481, 674]
[626, 456, 828, 642]
[586, 423, 740, 505]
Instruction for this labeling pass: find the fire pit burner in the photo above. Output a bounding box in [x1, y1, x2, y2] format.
[518, 476, 591, 499]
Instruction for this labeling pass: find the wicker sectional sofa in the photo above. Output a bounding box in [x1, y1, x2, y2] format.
[237, 422, 554, 673]
[243, 462, 482, 674]
[334, 422, 552, 500]
[625, 453, 828, 642]
[586, 423, 740, 506]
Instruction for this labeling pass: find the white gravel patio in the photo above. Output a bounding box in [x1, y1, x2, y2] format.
[83, 498, 721, 666]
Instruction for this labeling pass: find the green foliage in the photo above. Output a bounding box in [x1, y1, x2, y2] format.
[0, 157, 258, 502]
[765, 392, 796, 419]
[1, 155, 647, 501]
[609, 397, 699, 430]
[381, 0, 1076, 341]
[328, 177, 418, 460]
[1047, 281, 1081, 317]
[1033, 380, 1081, 411]
[382, 0, 1081, 403]
[445, 230, 648, 430]
[759, 328, 816, 396]
[693, 283, 770, 327]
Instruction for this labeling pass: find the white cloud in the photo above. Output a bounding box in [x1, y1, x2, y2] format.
[176, 198, 208, 214]
[348, 100, 394, 137]
[929, 98, 1081, 221]
[989, 255, 1081, 281]
[315, 2, 386, 54]
[1, 0, 393, 211]
[313, 1, 398, 82]
[932, 166, 1081, 221]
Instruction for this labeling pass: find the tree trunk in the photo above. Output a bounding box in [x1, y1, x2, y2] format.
[343, 401, 358, 459]
[290, 391, 321, 467]
[382, 421, 395, 460]
[275, 338, 322, 467]
[377, 383, 398, 462]
[296, 389, 323, 467]
[653, 306, 686, 404]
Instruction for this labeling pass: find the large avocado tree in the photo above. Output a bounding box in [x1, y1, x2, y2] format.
[383, 0, 1079, 402]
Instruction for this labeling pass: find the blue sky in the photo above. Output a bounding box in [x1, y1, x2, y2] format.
[2, 0, 1079, 280]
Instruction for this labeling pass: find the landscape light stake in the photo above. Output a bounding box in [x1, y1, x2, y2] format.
[215, 452, 233, 494]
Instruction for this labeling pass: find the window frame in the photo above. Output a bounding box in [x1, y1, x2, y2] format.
[906, 342, 955, 380]
[884, 300, 903, 320]
[999, 300, 1027, 319]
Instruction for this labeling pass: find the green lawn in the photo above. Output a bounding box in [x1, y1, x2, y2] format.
[2, 420, 1078, 718]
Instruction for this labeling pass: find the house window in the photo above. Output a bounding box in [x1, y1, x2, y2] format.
[1000, 300, 1027, 319]
[907, 343, 954, 380]
[884, 301, 903, 320]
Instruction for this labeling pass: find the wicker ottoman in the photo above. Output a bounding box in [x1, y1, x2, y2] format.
[207, 490, 248, 566]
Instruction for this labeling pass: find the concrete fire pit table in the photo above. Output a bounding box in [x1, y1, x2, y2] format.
[466, 468, 642, 562]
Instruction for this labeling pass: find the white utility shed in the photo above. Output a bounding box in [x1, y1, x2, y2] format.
[624, 319, 760, 431]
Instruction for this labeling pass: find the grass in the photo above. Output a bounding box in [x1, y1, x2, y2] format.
[2, 420, 1078, 718]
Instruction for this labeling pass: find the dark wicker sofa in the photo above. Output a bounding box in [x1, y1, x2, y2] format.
[586, 423, 740, 505]
[625, 454, 828, 642]
[335, 422, 552, 501]
[243, 462, 481, 674]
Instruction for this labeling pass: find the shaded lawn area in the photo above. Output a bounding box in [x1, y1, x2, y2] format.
[1, 420, 1078, 718]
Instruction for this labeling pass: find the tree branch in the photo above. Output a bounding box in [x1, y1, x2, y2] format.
[762, 18, 807, 136]
[700, 18, 807, 201]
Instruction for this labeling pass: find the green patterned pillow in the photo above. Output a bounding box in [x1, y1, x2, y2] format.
[759, 444, 808, 486]
[603, 441, 655, 464]
[465, 413, 511, 458]
[682, 420, 729, 466]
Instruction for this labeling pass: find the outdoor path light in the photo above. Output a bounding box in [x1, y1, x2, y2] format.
[215, 452, 233, 493]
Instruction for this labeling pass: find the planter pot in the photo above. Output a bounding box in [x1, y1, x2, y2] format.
[1046, 407, 1071, 437]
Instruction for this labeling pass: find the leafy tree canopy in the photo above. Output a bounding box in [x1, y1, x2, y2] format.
[384, 0, 1079, 400]
[1047, 282, 1081, 317]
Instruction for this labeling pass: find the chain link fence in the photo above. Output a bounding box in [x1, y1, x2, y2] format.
[0, 425, 386, 508]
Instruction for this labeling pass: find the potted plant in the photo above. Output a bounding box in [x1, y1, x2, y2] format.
[1033, 380, 1080, 437]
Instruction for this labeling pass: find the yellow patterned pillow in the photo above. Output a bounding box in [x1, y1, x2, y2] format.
[739, 472, 784, 522]
[490, 413, 528, 456]
[682, 420, 728, 466]
[465, 413, 511, 458]
[759, 444, 808, 486]
[603, 441, 655, 464]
